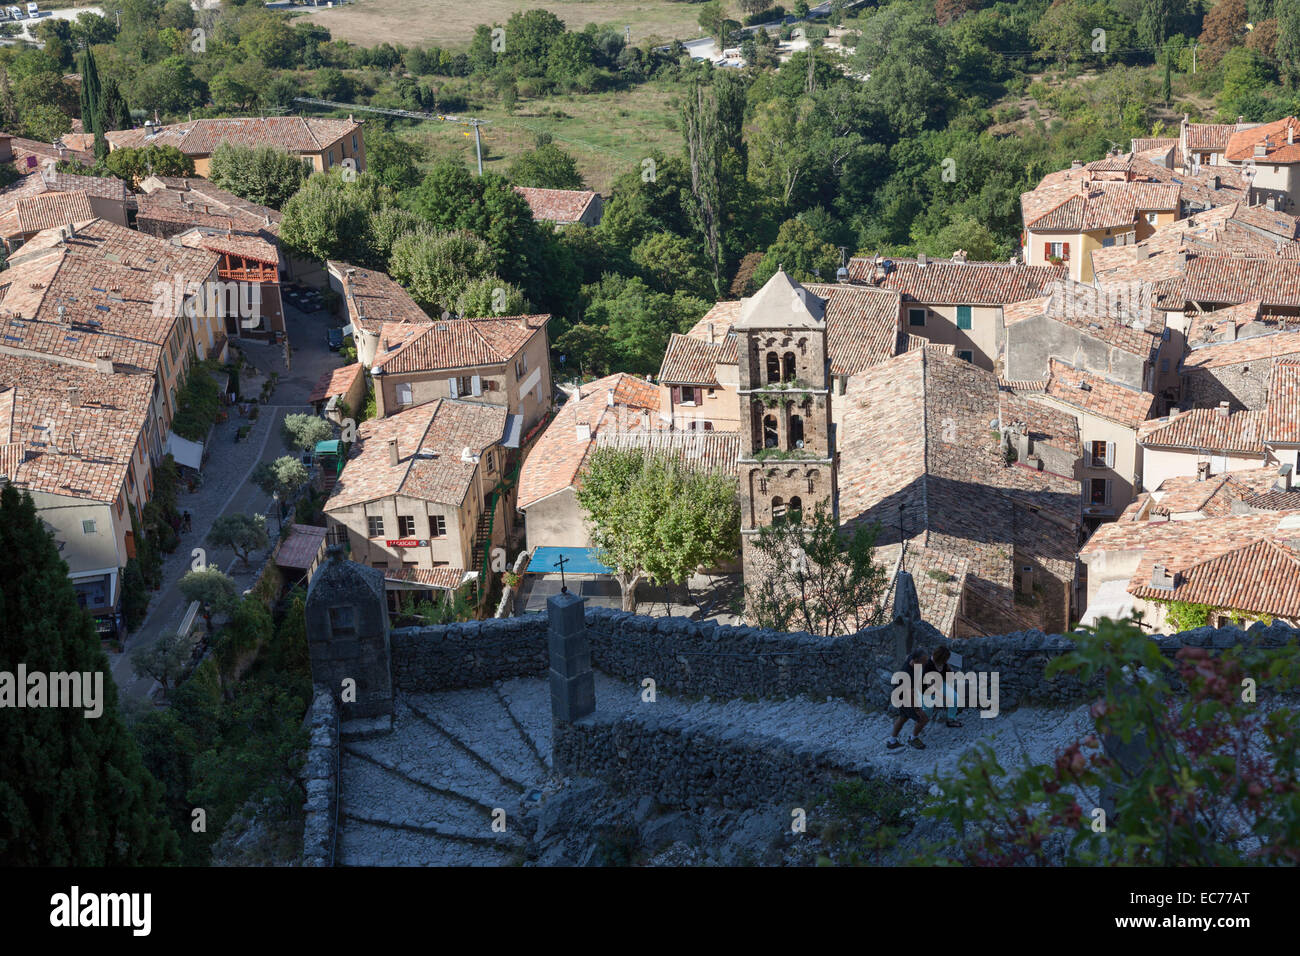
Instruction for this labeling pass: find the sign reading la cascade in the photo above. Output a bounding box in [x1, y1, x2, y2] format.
[385, 539, 426, 548]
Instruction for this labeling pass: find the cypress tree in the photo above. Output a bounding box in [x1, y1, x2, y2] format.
[0, 485, 179, 865]
[77, 47, 107, 159]
[100, 78, 132, 133]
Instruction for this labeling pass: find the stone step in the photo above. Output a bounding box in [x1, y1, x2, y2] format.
[403, 696, 533, 793]
[339, 749, 492, 835]
[337, 817, 518, 867]
[493, 683, 552, 775]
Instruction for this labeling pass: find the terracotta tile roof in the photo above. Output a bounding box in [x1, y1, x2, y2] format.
[176, 228, 279, 265]
[328, 261, 432, 333]
[512, 186, 599, 224]
[516, 373, 662, 509]
[1183, 255, 1300, 306]
[999, 391, 1081, 457]
[275, 523, 328, 570]
[1042, 358, 1156, 428]
[324, 399, 508, 510]
[847, 258, 1063, 305]
[138, 177, 282, 235]
[998, 376, 1048, 392]
[0, 170, 129, 204]
[1022, 177, 1179, 232]
[1266, 359, 1300, 443]
[1088, 508, 1300, 618]
[838, 349, 1079, 635]
[593, 428, 740, 475]
[0, 190, 93, 237]
[1185, 123, 1241, 151]
[5, 136, 94, 170]
[1147, 467, 1300, 518]
[106, 117, 361, 155]
[804, 282, 902, 375]
[1224, 116, 1300, 164]
[1183, 328, 1300, 370]
[389, 566, 470, 590]
[1137, 407, 1267, 454]
[878, 542, 970, 637]
[0, 351, 154, 503]
[1131, 137, 1182, 166]
[659, 332, 730, 385]
[372, 315, 549, 375]
[309, 363, 365, 404]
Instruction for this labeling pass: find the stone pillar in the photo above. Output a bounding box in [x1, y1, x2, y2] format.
[548, 591, 595, 723]
[892, 570, 920, 666]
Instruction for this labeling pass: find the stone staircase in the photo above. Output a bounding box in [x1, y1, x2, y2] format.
[336, 683, 554, 866]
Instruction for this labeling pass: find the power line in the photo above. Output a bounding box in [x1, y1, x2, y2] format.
[293, 96, 489, 174]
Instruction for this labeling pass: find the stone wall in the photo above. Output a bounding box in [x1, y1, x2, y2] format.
[1182, 361, 1275, 412]
[390, 605, 1300, 710]
[553, 710, 927, 810]
[301, 687, 339, 867]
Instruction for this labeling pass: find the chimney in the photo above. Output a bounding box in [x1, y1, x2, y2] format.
[1197, 460, 1211, 481]
[518, 316, 528, 331]
[1279, 463, 1294, 492]
[706, 322, 714, 343]
[1150, 563, 1176, 590]
[951, 249, 967, 264]
[68, 387, 81, 408]
[1013, 424, 1030, 464]
[387, 439, 399, 466]
[1070, 159, 1083, 170]
[94, 355, 113, 374]
[917, 253, 928, 268]
[606, 388, 615, 408]
[1255, 141, 1268, 158]
[1267, 195, 1277, 211]
[1210, 175, 1219, 190]
[575, 421, 591, 442]
[1217, 400, 1230, 417]
[1290, 126, 1294, 146]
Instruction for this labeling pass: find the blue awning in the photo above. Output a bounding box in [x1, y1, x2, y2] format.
[503, 413, 523, 449]
[525, 546, 613, 575]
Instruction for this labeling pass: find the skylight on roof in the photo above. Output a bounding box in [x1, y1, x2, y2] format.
[94, 305, 110, 312]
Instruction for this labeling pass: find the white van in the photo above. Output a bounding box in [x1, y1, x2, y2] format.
[26, 2, 37, 15]
[8, 6, 23, 19]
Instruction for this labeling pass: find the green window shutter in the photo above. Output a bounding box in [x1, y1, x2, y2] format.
[957, 305, 972, 330]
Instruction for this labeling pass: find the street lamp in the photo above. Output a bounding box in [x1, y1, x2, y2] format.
[272, 491, 282, 533]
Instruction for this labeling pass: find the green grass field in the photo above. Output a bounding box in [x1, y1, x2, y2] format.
[297, 0, 704, 51]
[394, 82, 685, 194]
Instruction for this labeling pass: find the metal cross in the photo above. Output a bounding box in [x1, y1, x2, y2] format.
[554, 553, 570, 594]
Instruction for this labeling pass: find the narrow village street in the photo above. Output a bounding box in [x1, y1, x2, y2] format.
[112, 301, 342, 701]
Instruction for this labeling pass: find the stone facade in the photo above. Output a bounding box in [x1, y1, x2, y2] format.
[305, 549, 394, 720]
[1182, 359, 1277, 412]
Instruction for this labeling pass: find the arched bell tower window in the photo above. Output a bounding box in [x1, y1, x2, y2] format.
[790, 414, 804, 448]
[771, 496, 786, 524]
[766, 352, 780, 383]
[763, 414, 778, 448]
[782, 352, 796, 380]
[788, 496, 803, 523]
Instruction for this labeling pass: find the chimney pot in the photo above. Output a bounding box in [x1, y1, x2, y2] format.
[1151, 563, 1176, 590]
[387, 439, 399, 466]
[606, 388, 615, 407]
[575, 421, 591, 442]
[94, 355, 113, 374]
[1217, 401, 1230, 417]
[68, 387, 81, 407]
[1279, 463, 1294, 492]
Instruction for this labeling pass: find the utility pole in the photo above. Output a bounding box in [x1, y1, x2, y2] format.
[471, 118, 484, 176]
[1192, 41, 1197, 75]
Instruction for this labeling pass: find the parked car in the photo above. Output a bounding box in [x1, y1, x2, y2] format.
[326, 327, 343, 351]
[26, 2, 36, 15]
[8, 6, 23, 19]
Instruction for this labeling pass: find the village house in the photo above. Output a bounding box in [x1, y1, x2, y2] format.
[1222, 116, 1300, 212]
[1181, 325, 1300, 411]
[0, 352, 157, 640]
[516, 373, 663, 552]
[322, 399, 517, 610]
[837, 347, 1081, 636]
[1021, 167, 1181, 282]
[326, 261, 434, 367]
[1002, 277, 1176, 404]
[309, 363, 367, 425]
[175, 227, 285, 341]
[1014, 358, 1156, 526]
[1139, 359, 1300, 489]
[513, 186, 603, 227]
[369, 314, 553, 435]
[0, 168, 130, 231]
[1079, 505, 1300, 631]
[0, 190, 94, 253]
[0, 131, 95, 172]
[846, 254, 1062, 370]
[1179, 116, 1258, 171]
[106, 116, 366, 177]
